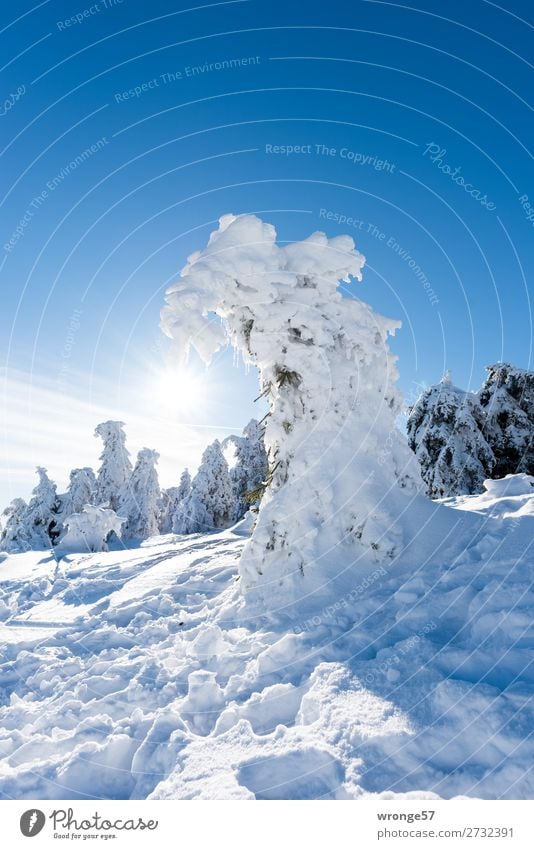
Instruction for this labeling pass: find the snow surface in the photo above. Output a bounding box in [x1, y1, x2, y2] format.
[0, 474, 533, 800]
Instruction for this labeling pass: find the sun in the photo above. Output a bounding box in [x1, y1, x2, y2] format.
[154, 368, 203, 414]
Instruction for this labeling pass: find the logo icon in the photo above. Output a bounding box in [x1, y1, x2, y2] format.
[20, 810, 46, 837]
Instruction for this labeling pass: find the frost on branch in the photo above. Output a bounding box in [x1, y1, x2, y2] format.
[161, 214, 422, 601]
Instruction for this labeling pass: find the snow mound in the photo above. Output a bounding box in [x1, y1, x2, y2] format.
[0, 477, 533, 800]
[481, 473, 534, 498]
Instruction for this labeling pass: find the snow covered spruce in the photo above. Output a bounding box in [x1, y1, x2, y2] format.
[408, 364, 534, 498]
[0, 417, 268, 553]
[161, 213, 423, 601]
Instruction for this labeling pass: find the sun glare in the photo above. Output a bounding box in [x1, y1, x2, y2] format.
[154, 369, 203, 414]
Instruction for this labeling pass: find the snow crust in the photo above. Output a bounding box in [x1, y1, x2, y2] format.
[1, 475, 533, 800]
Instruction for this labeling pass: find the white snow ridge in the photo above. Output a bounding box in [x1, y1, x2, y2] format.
[1, 216, 533, 801]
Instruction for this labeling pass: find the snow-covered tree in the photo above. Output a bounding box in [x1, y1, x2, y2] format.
[159, 468, 192, 533]
[60, 467, 96, 518]
[59, 505, 125, 553]
[0, 498, 30, 552]
[174, 442, 233, 533]
[173, 492, 211, 535]
[161, 214, 422, 598]
[407, 374, 495, 497]
[408, 364, 534, 497]
[25, 466, 62, 547]
[120, 448, 161, 540]
[225, 419, 268, 521]
[94, 421, 132, 510]
[478, 363, 534, 478]
[159, 487, 179, 534]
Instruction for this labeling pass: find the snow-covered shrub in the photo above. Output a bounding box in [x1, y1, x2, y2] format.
[161, 214, 422, 596]
[174, 442, 233, 533]
[225, 419, 268, 521]
[59, 467, 96, 517]
[120, 448, 161, 540]
[94, 421, 132, 510]
[59, 505, 125, 552]
[407, 374, 494, 497]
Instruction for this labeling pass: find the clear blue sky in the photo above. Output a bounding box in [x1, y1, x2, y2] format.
[1, 0, 532, 504]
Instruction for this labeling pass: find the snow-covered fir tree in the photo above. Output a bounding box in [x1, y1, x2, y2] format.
[159, 468, 192, 533]
[60, 467, 96, 518]
[408, 364, 534, 497]
[159, 487, 179, 534]
[407, 374, 495, 497]
[60, 505, 125, 553]
[226, 419, 268, 521]
[0, 498, 30, 552]
[174, 442, 233, 534]
[478, 363, 534, 478]
[161, 214, 422, 599]
[120, 448, 161, 540]
[169, 469, 192, 533]
[24, 467, 62, 548]
[94, 421, 132, 510]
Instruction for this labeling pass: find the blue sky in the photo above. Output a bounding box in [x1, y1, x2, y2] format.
[1, 0, 532, 504]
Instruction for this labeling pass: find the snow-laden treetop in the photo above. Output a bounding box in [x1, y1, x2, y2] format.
[161, 214, 421, 607]
[161, 213, 374, 361]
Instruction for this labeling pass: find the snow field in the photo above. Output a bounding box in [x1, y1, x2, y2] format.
[0, 474, 533, 800]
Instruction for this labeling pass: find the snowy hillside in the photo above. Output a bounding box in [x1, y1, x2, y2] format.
[1, 475, 533, 800]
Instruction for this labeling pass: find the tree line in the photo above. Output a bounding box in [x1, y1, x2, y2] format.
[0, 419, 267, 553]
